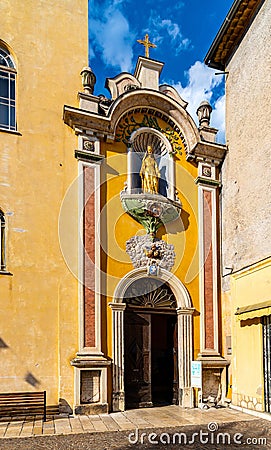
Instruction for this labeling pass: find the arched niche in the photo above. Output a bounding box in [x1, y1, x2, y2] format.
[126, 127, 176, 200]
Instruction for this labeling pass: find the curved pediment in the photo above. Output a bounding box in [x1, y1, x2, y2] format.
[105, 73, 141, 100]
[108, 89, 200, 154]
[159, 84, 188, 109]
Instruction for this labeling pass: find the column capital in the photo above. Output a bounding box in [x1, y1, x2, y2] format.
[108, 302, 126, 311]
[177, 307, 195, 316]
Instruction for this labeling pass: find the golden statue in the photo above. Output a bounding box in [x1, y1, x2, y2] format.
[140, 145, 160, 194]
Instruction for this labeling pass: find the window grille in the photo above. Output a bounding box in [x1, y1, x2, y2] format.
[0, 211, 5, 270]
[0, 47, 16, 131]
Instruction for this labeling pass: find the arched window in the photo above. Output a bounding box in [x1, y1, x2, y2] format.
[0, 210, 5, 270]
[0, 45, 16, 131]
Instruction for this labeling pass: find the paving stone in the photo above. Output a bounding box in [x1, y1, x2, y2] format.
[54, 418, 72, 434]
[88, 416, 109, 432]
[77, 415, 95, 432]
[0, 424, 8, 438]
[3, 423, 22, 438]
[69, 417, 84, 433]
[109, 412, 136, 430]
[0, 404, 267, 441]
[122, 411, 153, 428]
[20, 421, 34, 437]
[99, 414, 120, 431]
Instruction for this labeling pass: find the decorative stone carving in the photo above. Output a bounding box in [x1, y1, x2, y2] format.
[98, 94, 113, 115]
[124, 83, 139, 92]
[83, 140, 95, 152]
[124, 278, 176, 308]
[196, 100, 212, 127]
[126, 234, 175, 272]
[80, 67, 96, 94]
[202, 165, 212, 177]
[115, 109, 187, 156]
[121, 192, 181, 237]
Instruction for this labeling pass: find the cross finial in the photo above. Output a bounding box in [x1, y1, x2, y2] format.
[137, 34, 157, 58]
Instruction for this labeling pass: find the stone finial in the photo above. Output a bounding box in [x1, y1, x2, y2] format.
[80, 66, 96, 94]
[196, 100, 212, 127]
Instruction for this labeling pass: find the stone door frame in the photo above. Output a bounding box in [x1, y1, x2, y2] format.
[109, 267, 194, 411]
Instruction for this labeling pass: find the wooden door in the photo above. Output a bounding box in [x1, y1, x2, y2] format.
[124, 310, 152, 409]
[151, 314, 177, 405]
[172, 318, 179, 404]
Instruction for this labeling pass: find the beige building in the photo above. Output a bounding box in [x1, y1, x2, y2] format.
[0, 0, 88, 411]
[206, 0, 271, 413]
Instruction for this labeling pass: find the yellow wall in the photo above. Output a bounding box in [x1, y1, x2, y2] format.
[0, 0, 88, 407]
[230, 258, 271, 410]
[102, 114, 200, 359]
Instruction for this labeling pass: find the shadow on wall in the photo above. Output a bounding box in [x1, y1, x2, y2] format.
[163, 209, 190, 235]
[0, 338, 9, 348]
[59, 398, 73, 414]
[24, 372, 40, 388]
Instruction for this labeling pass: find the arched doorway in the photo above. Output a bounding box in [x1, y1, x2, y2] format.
[123, 278, 178, 408]
[109, 267, 195, 411]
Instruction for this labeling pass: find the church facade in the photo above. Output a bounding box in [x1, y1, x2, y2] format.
[63, 54, 229, 413]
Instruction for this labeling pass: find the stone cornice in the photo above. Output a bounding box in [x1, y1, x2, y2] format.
[74, 149, 104, 163]
[205, 0, 264, 70]
[187, 141, 227, 164]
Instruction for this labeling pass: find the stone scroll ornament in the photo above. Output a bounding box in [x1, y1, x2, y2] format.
[126, 234, 175, 272]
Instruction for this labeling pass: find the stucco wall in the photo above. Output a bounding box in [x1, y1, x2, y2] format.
[0, 0, 88, 407]
[222, 0, 271, 285]
[230, 259, 271, 411]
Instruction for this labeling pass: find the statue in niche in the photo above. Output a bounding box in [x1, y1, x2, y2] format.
[140, 145, 160, 194]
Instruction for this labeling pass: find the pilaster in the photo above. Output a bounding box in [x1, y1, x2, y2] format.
[177, 307, 195, 408]
[196, 159, 220, 357]
[71, 131, 110, 414]
[108, 302, 126, 412]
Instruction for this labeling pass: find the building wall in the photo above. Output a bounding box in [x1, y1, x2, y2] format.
[0, 0, 88, 407]
[231, 258, 271, 411]
[221, 0, 271, 411]
[222, 0, 271, 279]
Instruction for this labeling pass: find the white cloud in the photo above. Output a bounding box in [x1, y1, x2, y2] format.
[89, 1, 134, 72]
[212, 94, 225, 142]
[148, 16, 191, 55]
[172, 61, 225, 142]
[161, 19, 180, 40]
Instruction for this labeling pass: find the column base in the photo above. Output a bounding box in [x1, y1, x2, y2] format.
[75, 403, 108, 415]
[71, 355, 111, 415]
[197, 354, 230, 368]
[112, 391, 125, 412]
[196, 355, 230, 403]
[180, 387, 194, 408]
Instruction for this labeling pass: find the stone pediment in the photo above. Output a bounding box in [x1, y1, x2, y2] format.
[159, 85, 188, 109]
[105, 73, 141, 100]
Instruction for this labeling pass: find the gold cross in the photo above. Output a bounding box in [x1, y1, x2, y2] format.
[137, 34, 157, 58]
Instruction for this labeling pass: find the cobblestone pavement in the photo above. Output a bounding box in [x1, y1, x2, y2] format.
[0, 406, 270, 449]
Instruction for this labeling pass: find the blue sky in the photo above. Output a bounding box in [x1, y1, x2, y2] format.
[88, 0, 234, 141]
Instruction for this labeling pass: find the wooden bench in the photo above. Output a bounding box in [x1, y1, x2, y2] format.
[0, 391, 46, 421]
